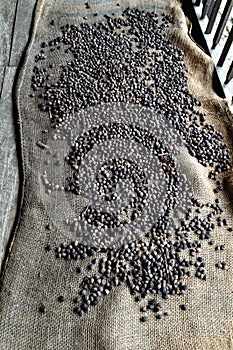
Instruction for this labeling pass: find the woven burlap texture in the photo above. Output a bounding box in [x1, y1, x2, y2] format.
[0, 0, 233, 349]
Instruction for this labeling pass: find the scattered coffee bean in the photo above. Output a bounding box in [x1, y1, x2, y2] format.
[140, 316, 148, 322]
[180, 304, 187, 311]
[39, 305, 47, 314]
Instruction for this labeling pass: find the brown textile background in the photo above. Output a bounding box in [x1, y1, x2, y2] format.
[0, 1, 233, 349]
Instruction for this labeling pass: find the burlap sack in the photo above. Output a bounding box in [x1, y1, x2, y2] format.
[0, 1, 232, 349]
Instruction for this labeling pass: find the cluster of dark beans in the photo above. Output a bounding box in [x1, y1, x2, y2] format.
[65, 122, 177, 235]
[80, 158, 149, 228]
[34, 7, 233, 321]
[56, 241, 97, 260]
[52, 196, 231, 320]
[41, 103, 190, 249]
[95, 158, 147, 203]
[32, 8, 231, 176]
[56, 234, 191, 318]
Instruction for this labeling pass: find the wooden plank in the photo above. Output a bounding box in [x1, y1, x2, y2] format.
[0, 67, 19, 269]
[0, 0, 18, 66]
[225, 61, 233, 84]
[217, 26, 233, 67]
[0, 67, 6, 98]
[9, 0, 37, 67]
[200, 0, 212, 19]
[212, 0, 233, 49]
[205, 0, 221, 34]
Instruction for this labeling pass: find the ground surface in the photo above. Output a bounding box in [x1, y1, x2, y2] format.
[0, 0, 37, 269]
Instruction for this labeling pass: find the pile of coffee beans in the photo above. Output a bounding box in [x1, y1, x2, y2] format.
[32, 7, 232, 321]
[32, 8, 231, 176]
